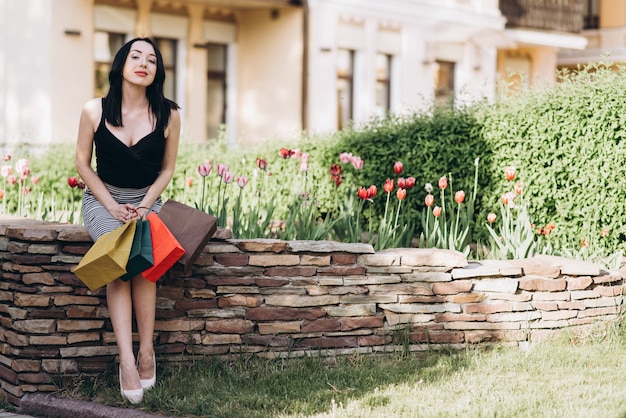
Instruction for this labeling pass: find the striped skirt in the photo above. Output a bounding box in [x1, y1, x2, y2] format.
[82, 183, 162, 241]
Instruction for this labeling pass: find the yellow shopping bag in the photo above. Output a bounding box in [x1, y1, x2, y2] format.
[73, 221, 137, 291]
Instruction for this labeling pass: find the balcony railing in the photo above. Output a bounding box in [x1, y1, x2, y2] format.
[499, 0, 584, 33]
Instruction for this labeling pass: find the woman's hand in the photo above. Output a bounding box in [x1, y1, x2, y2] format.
[110, 203, 138, 222]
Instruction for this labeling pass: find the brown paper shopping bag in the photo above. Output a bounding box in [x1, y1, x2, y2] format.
[73, 221, 137, 291]
[157, 199, 217, 273]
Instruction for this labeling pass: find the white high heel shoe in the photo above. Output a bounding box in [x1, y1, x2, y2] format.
[139, 352, 156, 390]
[119, 365, 144, 404]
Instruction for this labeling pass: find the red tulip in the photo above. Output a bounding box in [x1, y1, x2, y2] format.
[405, 177, 416, 189]
[425, 194, 434, 207]
[256, 158, 268, 171]
[197, 162, 211, 177]
[454, 190, 465, 204]
[397, 177, 406, 189]
[433, 206, 442, 217]
[393, 161, 403, 175]
[333, 175, 342, 186]
[67, 176, 79, 188]
[487, 213, 497, 224]
[384, 178, 394, 193]
[438, 176, 447, 190]
[77, 181, 85, 190]
[357, 187, 369, 200]
[368, 185, 377, 198]
[279, 148, 292, 158]
[505, 166, 516, 181]
[396, 188, 407, 201]
[330, 163, 342, 177]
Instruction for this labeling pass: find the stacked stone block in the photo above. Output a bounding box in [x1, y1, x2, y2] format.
[0, 217, 624, 405]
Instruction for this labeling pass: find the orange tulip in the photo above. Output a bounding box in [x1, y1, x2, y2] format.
[433, 206, 442, 217]
[505, 166, 516, 181]
[384, 178, 394, 193]
[0, 189, 5, 199]
[396, 188, 407, 201]
[454, 190, 465, 204]
[514, 182, 523, 195]
[425, 194, 434, 207]
[487, 213, 497, 223]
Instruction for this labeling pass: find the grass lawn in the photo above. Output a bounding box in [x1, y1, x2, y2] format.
[35, 317, 626, 418]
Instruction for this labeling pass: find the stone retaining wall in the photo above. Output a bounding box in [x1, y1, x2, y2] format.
[0, 217, 624, 405]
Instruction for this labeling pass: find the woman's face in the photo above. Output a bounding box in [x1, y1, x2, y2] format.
[122, 40, 157, 87]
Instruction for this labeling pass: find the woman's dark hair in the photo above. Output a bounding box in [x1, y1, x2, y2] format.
[104, 37, 179, 132]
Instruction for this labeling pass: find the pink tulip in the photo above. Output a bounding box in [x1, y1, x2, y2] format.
[425, 194, 434, 207]
[197, 162, 212, 177]
[339, 152, 353, 163]
[487, 213, 497, 223]
[405, 177, 416, 189]
[2, 154, 10, 161]
[454, 190, 465, 204]
[222, 170, 234, 184]
[433, 206, 442, 217]
[1, 166, 11, 178]
[237, 176, 248, 188]
[31, 176, 39, 185]
[217, 163, 229, 177]
[351, 156, 364, 170]
[438, 176, 448, 190]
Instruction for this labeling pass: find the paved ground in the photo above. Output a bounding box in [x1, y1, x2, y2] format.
[1, 393, 170, 418]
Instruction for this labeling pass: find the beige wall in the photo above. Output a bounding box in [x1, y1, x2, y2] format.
[600, 0, 626, 28]
[236, 8, 303, 146]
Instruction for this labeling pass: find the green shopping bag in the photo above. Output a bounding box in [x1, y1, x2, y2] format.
[120, 219, 153, 281]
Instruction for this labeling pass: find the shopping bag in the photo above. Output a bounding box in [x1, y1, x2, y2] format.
[73, 221, 136, 291]
[141, 212, 185, 282]
[158, 199, 217, 273]
[120, 219, 153, 282]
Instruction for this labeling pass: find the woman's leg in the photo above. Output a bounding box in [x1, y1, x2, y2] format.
[107, 279, 141, 390]
[132, 275, 156, 380]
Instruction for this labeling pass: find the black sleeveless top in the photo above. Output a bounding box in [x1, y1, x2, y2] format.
[94, 99, 166, 188]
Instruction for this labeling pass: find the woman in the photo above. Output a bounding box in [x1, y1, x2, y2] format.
[75, 37, 180, 404]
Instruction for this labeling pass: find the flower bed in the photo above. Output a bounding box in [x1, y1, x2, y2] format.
[0, 217, 624, 405]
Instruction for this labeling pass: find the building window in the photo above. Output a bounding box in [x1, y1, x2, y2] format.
[375, 53, 391, 115]
[93, 31, 126, 97]
[337, 49, 354, 130]
[206, 43, 227, 140]
[435, 60, 455, 107]
[583, 0, 599, 29]
[154, 38, 177, 100]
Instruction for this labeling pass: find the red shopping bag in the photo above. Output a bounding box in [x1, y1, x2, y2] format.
[140, 212, 185, 282]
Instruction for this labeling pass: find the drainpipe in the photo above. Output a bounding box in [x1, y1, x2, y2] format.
[300, 0, 309, 132]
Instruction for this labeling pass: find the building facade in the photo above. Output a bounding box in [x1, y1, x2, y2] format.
[0, 0, 589, 148]
[558, 0, 626, 68]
